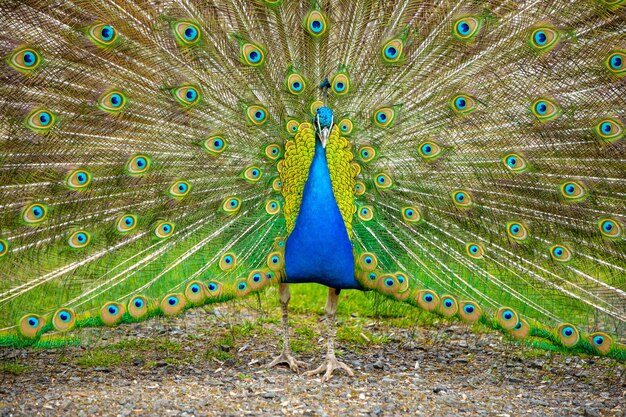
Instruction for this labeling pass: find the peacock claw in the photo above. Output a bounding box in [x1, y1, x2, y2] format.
[304, 356, 354, 382]
[265, 351, 308, 373]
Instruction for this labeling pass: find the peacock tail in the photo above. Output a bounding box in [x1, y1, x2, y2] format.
[0, 0, 625, 360]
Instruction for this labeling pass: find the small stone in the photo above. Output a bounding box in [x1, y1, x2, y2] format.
[262, 392, 278, 399]
[584, 407, 602, 417]
[433, 386, 449, 394]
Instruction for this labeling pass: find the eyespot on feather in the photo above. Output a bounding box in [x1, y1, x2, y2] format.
[451, 94, 476, 115]
[203, 135, 227, 154]
[466, 243, 484, 259]
[594, 118, 624, 142]
[286, 72, 306, 95]
[19, 314, 45, 338]
[418, 141, 442, 160]
[242, 42, 265, 66]
[587, 332, 612, 355]
[247, 105, 268, 125]
[185, 281, 207, 304]
[381, 38, 403, 63]
[459, 301, 481, 323]
[52, 308, 76, 331]
[338, 118, 353, 135]
[357, 205, 374, 221]
[8, 47, 41, 72]
[173, 85, 201, 106]
[331, 73, 350, 96]
[160, 294, 186, 316]
[168, 180, 191, 198]
[560, 181, 586, 201]
[438, 295, 458, 317]
[401, 206, 422, 224]
[556, 323, 580, 347]
[0, 239, 9, 258]
[98, 90, 127, 113]
[510, 319, 530, 339]
[100, 302, 125, 325]
[128, 296, 148, 318]
[88, 23, 119, 46]
[153, 221, 175, 239]
[222, 197, 241, 214]
[68, 230, 91, 249]
[306, 10, 328, 37]
[22, 203, 48, 224]
[416, 290, 440, 312]
[453, 16, 482, 40]
[529, 26, 560, 52]
[125, 155, 151, 175]
[598, 218, 622, 238]
[506, 221, 529, 241]
[25, 109, 56, 133]
[452, 190, 473, 208]
[66, 169, 92, 190]
[502, 153, 528, 172]
[496, 307, 519, 330]
[173, 21, 201, 45]
[549, 244, 572, 262]
[373, 107, 396, 127]
[116, 214, 137, 233]
[219, 252, 237, 271]
[531, 98, 561, 122]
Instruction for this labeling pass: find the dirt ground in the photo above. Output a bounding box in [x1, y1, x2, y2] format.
[1, 304, 624, 417]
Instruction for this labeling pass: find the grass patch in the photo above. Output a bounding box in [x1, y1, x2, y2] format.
[76, 350, 125, 368]
[1, 361, 30, 375]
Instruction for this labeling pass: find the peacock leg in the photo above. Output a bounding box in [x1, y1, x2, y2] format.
[304, 287, 354, 382]
[265, 283, 308, 373]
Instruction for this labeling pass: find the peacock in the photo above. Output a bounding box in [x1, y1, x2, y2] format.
[1, 0, 625, 382]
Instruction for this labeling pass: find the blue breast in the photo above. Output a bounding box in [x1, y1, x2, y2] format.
[284, 140, 359, 289]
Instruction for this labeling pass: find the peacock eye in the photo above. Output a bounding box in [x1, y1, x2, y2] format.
[0, 239, 8, 258]
[22, 203, 47, 224]
[451, 94, 476, 114]
[338, 118, 353, 134]
[560, 181, 586, 200]
[53, 308, 76, 331]
[374, 173, 393, 189]
[418, 141, 442, 160]
[286, 119, 300, 135]
[116, 214, 137, 232]
[382, 38, 403, 63]
[598, 218, 622, 238]
[358, 205, 374, 221]
[532, 98, 561, 122]
[306, 11, 328, 37]
[98, 90, 127, 112]
[606, 51, 625, 75]
[66, 169, 92, 190]
[466, 243, 484, 259]
[331, 73, 350, 95]
[359, 146, 375, 163]
[550, 244, 572, 262]
[9, 47, 41, 72]
[264, 144, 282, 160]
[168, 180, 191, 198]
[242, 43, 265, 66]
[26, 109, 56, 132]
[202, 135, 227, 154]
[354, 181, 365, 196]
[373, 108, 396, 127]
[594, 118, 624, 142]
[173, 85, 201, 106]
[506, 222, 528, 241]
[287, 73, 306, 95]
[503, 153, 527, 172]
[174, 21, 201, 45]
[68, 230, 91, 248]
[453, 16, 482, 40]
[530, 27, 560, 51]
[452, 190, 473, 208]
[219, 252, 237, 270]
[402, 206, 421, 224]
[242, 166, 262, 183]
[247, 105, 268, 125]
[125, 154, 151, 175]
[88, 23, 119, 46]
[222, 197, 241, 214]
[154, 221, 175, 238]
[265, 200, 280, 215]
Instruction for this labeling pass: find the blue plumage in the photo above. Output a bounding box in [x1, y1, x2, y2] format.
[284, 139, 358, 289]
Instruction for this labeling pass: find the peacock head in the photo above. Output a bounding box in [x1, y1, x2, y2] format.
[314, 106, 334, 148]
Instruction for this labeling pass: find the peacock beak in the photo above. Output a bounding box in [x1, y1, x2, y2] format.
[320, 127, 330, 148]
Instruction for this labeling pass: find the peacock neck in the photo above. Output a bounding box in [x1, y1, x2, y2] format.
[283, 138, 359, 289]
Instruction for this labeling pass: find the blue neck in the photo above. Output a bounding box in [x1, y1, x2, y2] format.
[284, 140, 359, 289]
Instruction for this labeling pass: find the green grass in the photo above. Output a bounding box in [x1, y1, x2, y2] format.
[76, 350, 125, 368]
[1, 361, 30, 375]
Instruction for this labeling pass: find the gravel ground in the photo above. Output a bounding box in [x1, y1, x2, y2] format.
[0, 304, 624, 417]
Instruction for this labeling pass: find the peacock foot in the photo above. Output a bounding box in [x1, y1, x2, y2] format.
[265, 351, 308, 373]
[304, 355, 354, 382]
